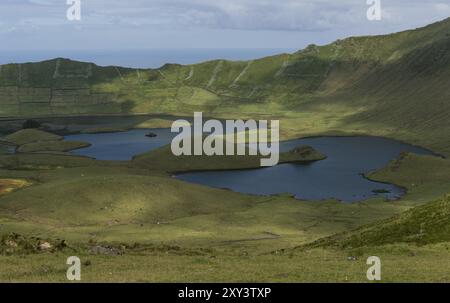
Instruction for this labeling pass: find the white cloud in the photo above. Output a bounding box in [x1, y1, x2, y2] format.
[435, 3, 450, 13]
[28, 0, 55, 5]
[0, 0, 448, 49]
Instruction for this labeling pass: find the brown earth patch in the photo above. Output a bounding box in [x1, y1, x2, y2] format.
[0, 179, 31, 196]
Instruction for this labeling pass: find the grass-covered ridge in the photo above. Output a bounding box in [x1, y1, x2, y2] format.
[1, 18, 450, 155]
[3, 129, 62, 145]
[1, 129, 90, 153]
[306, 195, 450, 249]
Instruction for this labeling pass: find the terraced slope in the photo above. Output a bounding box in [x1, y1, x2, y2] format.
[1, 18, 450, 154]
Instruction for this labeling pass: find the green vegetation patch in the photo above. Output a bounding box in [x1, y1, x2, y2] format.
[81, 127, 127, 134]
[280, 145, 327, 163]
[368, 153, 450, 201]
[17, 140, 91, 153]
[1, 129, 90, 153]
[133, 143, 325, 172]
[308, 195, 450, 248]
[135, 118, 189, 129]
[3, 129, 62, 146]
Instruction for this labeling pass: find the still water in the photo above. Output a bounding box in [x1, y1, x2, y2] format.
[66, 130, 433, 202]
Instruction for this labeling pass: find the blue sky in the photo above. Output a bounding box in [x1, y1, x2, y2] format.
[1, 0, 449, 50]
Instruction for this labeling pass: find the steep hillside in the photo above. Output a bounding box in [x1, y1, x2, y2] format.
[1, 18, 450, 153]
[307, 194, 450, 248]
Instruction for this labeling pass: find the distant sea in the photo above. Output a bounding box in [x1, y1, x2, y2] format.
[0, 49, 296, 69]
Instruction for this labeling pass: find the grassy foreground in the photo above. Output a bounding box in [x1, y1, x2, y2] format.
[1, 17, 450, 282]
[1, 244, 449, 282]
[0, 128, 449, 282]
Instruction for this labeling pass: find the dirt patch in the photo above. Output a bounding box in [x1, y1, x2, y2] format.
[0, 179, 31, 196]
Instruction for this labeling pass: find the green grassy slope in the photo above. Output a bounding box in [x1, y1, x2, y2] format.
[1, 18, 450, 155]
[296, 154, 450, 250]
[1, 19, 450, 282]
[2, 129, 62, 145]
[307, 194, 450, 249]
[0, 151, 449, 282]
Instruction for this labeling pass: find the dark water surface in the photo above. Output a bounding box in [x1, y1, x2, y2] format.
[66, 128, 175, 160]
[65, 130, 433, 202]
[177, 136, 434, 202]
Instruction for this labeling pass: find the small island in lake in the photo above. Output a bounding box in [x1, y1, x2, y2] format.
[146, 132, 158, 138]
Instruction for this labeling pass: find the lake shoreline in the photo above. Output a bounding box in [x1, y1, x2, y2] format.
[0, 114, 445, 159]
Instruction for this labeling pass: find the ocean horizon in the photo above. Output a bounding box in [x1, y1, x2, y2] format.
[0, 48, 296, 69]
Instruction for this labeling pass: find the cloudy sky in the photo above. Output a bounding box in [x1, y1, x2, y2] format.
[0, 0, 449, 51]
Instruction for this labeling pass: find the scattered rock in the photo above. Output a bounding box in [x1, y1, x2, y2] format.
[347, 256, 357, 261]
[55, 239, 67, 250]
[89, 245, 121, 256]
[39, 265, 51, 273]
[5, 240, 18, 248]
[83, 260, 92, 266]
[272, 249, 285, 255]
[38, 241, 52, 250]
